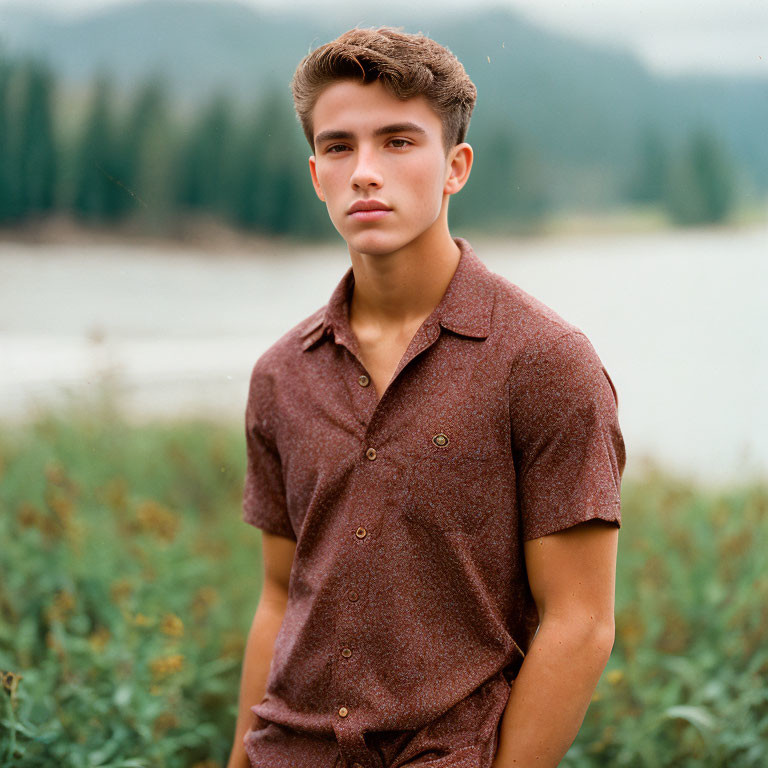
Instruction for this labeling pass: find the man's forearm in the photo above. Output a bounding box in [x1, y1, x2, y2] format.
[492, 617, 614, 768]
[226, 597, 287, 768]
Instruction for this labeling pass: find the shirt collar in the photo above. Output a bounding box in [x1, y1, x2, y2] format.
[300, 236, 495, 352]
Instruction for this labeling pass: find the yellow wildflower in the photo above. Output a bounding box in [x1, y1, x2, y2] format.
[153, 711, 179, 735]
[135, 500, 179, 543]
[17, 502, 41, 529]
[46, 589, 76, 622]
[110, 579, 133, 604]
[160, 613, 184, 637]
[150, 653, 184, 682]
[46, 491, 74, 525]
[605, 669, 624, 685]
[192, 587, 218, 619]
[88, 627, 110, 652]
[1, 670, 22, 697]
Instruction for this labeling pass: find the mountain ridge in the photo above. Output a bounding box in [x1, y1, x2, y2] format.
[1, 0, 765, 197]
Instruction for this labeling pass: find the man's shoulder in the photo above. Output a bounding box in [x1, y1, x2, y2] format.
[486, 268, 584, 354]
[482, 269, 609, 399]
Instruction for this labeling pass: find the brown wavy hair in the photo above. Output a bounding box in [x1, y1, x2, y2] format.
[290, 26, 477, 156]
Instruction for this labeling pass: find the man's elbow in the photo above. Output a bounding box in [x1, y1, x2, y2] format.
[593, 616, 615, 661]
[542, 611, 616, 662]
[582, 614, 615, 664]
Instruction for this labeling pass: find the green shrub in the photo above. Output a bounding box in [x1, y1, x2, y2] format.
[1, 393, 766, 766]
[0, 394, 261, 767]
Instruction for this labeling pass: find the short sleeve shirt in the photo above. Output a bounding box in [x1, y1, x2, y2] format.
[241, 236, 626, 768]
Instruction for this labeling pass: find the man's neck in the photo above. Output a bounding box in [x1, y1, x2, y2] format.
[347, 226, 461, 338]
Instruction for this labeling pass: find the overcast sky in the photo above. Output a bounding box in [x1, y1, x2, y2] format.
[2, 0, 766, 78]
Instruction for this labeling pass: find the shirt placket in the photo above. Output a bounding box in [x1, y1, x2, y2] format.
[326, 320, 443, 768]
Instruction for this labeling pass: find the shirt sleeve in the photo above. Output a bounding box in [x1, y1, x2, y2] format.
[509, 330, 626, 542]
[242, 362, 296, 541]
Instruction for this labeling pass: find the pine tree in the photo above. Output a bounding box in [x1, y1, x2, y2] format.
[235, 86, 329, 238]
[121, 75, 175, 228]
[241, 86, 294, 234]
[0, 53, 13, 222]
[73, 73, 126, 221]
[451, 117, 548, 232]
[16, 58, 57, 217]
[230, 101, 265, 230]
[175, 90, 237, 216]
[664, 127, 738, 226]
[627, 124, 669, 204]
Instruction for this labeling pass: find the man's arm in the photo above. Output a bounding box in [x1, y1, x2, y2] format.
[492, 518, 618, 768]
[227, 531, 296, 768]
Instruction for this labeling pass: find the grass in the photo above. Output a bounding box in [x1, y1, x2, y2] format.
[0, 392, 260, 767]
[1, 389, 766, 766]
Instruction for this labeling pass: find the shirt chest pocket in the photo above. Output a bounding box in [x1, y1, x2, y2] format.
[401, 452, 503, 538]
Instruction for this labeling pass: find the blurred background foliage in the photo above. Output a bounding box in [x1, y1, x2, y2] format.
[1, 389, 766, 765]
[1, 0, 765, 240]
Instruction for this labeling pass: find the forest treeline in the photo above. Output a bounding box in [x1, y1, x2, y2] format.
[0, 53, 745, 241]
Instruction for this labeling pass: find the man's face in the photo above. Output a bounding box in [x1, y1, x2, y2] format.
[308, 78, 468, 256]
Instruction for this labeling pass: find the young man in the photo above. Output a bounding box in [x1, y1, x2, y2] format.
[229, 26, 626, 768]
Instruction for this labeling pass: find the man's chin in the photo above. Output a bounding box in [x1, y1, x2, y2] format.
[343, 229, 413, 258]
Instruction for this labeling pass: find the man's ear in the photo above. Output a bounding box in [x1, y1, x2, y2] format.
[308, 155, 326, 202]
[443, 143, 473, 196]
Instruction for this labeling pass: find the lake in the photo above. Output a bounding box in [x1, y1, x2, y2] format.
[1, 221, 766, 488]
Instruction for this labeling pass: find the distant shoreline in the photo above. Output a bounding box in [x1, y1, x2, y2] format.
[0, 203, 765, 253]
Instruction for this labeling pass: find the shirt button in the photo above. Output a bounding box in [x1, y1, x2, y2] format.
[348, 589, 359, 602]
[352, 764, 363, 768]
[341, 647, 352, 658]
[365, 447, 377, 460]
[432, 432, 449, 447]
[358, 374, 370, 387]
[355, 526, 367, 538]
[338, 706, 349, 717]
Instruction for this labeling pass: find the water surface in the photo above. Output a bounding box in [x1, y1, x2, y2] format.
[1, 223, 765, 487]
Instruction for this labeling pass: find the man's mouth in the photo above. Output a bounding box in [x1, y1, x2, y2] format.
[349, 209, 392, 221]
[347, 199, 392, 215]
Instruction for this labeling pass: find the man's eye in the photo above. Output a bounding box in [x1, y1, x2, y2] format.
[326, 144, 347, 153]
[390, 139, 411, 148]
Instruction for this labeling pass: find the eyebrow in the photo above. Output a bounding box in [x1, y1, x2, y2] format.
[314, 122, 428, 146]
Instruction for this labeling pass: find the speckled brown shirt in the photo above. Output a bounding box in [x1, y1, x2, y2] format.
[241, 236, 626, 768]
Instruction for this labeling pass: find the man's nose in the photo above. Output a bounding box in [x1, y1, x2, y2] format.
[350, 146, 383, 188]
